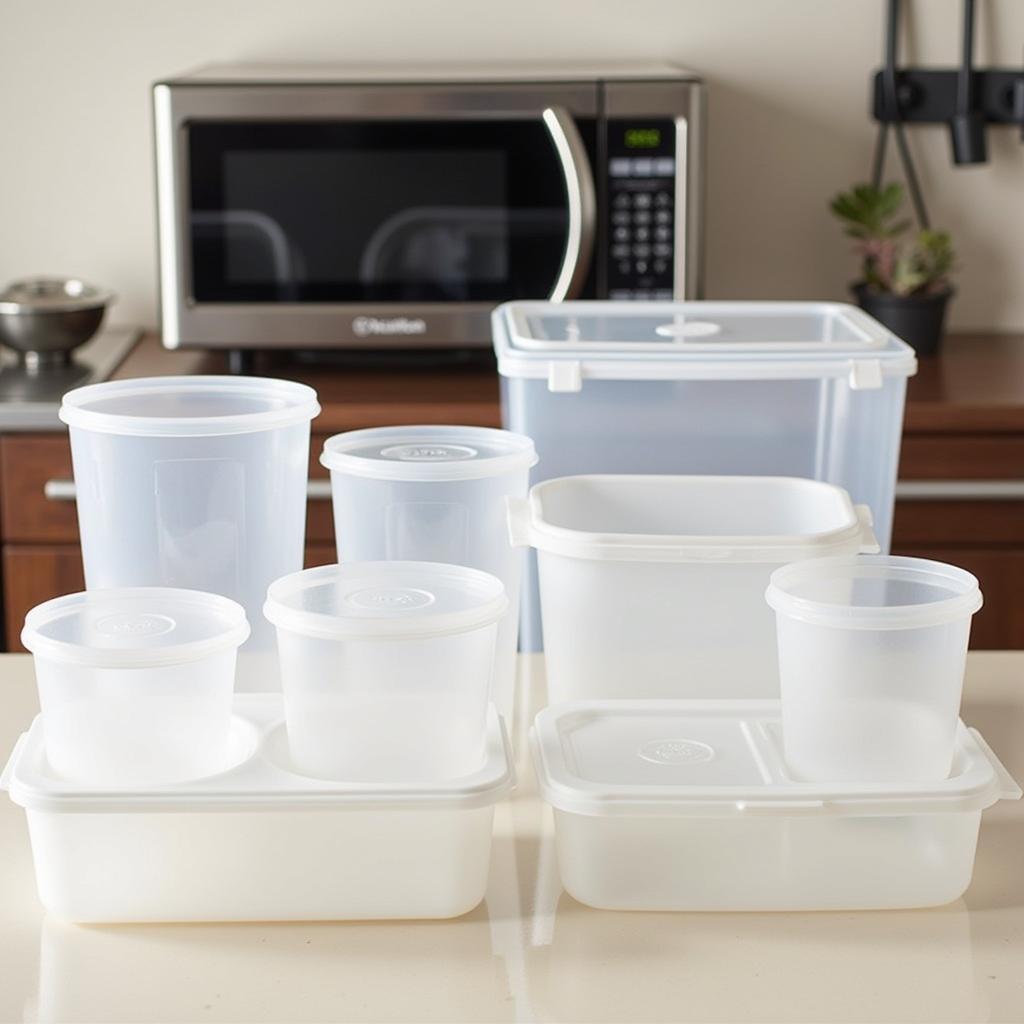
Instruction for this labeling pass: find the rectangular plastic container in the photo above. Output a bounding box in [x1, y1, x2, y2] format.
[509, 475, 878, 701]
[531, 700, 1020, 912]
[493, 300, 917, 649]
[2, 695, 513, 922]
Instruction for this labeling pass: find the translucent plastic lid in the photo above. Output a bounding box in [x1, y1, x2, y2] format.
[766, 555, 983, 630]
[321, 426, 538, 481]
[264, 562, 508, 640]
[60, 376, 321, 437]
[21, 589, 250, 669]
[531, 701, 1020, 819]
[492, 301, 918, 390]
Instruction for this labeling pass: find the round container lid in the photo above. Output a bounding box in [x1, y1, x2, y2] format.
[320, 426, 538, 481]
[263, 562, 508, 641]
[21, 588, 250, 668]
[59, 376, 321, 437]
[766, 555, 983, 631]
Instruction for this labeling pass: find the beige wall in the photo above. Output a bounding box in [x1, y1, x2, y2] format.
[1, 0, 1022, 331]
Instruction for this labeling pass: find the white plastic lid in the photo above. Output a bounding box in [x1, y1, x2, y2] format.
[264, 562, 508, 641]
[60, 376, 321, 437]
[531, 701, 1021, 819]
[21, 588, 250, 669]
[2, 696, 514, 813]
[320, 425, 538, 481]
[766, 555, 983, 630]
[492, 301, 918, 389]
[510, 475, 878, 563]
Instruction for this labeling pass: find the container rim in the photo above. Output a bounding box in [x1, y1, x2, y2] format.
[320, 425, 538, 481]
[263, 561, 508, 641]
[514, 475, 877, 564]
[21, 588, 251, 668]
[59, 376, 321, 437]
[765, 555, 983, 630]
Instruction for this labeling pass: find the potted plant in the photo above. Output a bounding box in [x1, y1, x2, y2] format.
[830, 183, 955, 356]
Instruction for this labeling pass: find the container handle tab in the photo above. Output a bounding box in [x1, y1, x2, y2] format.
[547, 360, 583, 393]
[848, 359, 883, 390]
[0, 733, 28, 793]
[506, 496, 533, 548]
[969, 728, 1023, 801]
[854, 505, 881, 553]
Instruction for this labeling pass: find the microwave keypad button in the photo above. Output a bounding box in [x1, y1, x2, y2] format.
[617, 261, 632, 276]
[612, 211, 631, 226]
[655, 209, 672, 224]
[654, 289, 674, 300]
[654, 158, 676, 176]
[632, 243, 652, 259]
[653, 243, 673, 258]
[654, 225, 672, 242]
[632, 193, 653, 209]
[613, 226, 631, 243]
[634, 227, 651, 243]
[654, 259, 670, 275]
[633, 210, 652, 225]
[654, 192, 672, 208]
[631, 158, 654, 176]
[609, 158, 632, 177]
[635, 260, 650, 275]
[611, 243, 631, 259]
[633, 289, 652, 299]
[612, 192, 632, 209]
[609, 289, 633, 300]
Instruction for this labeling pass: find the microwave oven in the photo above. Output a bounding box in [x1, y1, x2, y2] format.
[153, 64, 705, 356]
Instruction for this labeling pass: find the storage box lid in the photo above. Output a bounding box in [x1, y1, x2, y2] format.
[2, 696, 514, 813]
[531, 701, 1020, 818]
[492, 301, 917, 392]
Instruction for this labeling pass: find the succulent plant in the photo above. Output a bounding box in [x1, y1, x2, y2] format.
[830, 183, 954, 297]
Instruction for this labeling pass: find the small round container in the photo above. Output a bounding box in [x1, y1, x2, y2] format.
[766, 556, 983, 783]
[60, 376, 320, 691]
[264, 561, 508, 782]
[21, 588, 249, 786]
[320, 426, 537, 724]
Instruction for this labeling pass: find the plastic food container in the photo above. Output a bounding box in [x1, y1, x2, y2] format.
[320, 426, 537, 724]
[264, 562, 507, 781]
[767, 556, 984, 783]
[2, 695, 513, 922]
[59, 376, 320, 691]
[20, 588, 249, 786]
[493, 300, 917, 649]
[531, 700, 1020, 912]
[509, 475, 878, 701]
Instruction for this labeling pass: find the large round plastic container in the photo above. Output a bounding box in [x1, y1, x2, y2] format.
[59, 376, 320, 691]
[20, 588, 249, 786]
[264, 561, 507, 782]
[509, 474, 879, 701]
[320, 426, 537, 725]
[767, 556, 984, 783]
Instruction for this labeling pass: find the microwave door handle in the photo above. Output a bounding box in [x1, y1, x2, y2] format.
[542, 106, 596, 301]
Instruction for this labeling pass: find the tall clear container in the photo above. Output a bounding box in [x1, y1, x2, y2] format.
[59, 376, 320, 690]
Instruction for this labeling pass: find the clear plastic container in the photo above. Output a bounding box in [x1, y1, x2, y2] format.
[20, 588, 249, 786]
[767, 556, 984, 783]
[320, 426, 536, 724]
[1, 695, 513, 922]
[508, 475, 878, 701]
[531, 700, 1020, 912]
[264, 561, 507, 781]
[59, 376, 320, 691]
[492, 300, 917, 650]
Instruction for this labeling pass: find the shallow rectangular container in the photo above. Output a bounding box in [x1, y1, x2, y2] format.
[531, 700, 1020, 912]
[509, 474, 878, 701]
[493, 300, 917, 649]
[2, 695, 513, 923]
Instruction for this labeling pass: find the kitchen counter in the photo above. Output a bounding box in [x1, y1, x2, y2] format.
[1, 651, 1022, 1024]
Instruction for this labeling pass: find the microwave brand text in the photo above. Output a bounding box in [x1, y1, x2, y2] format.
[352, 316, 428, 337]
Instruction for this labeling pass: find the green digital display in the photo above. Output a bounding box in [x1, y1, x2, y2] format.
[624, 128, 662, 149]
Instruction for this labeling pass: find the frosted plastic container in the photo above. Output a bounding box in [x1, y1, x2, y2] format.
[508, 475, 878, 701]
[20, 588, 249, 786]
[320, 425, 536, 725]
[531, 700, 1020, 912]
[264, 561, 507, 781]
[766, 556, 984, 783]
[493, 300, 917, 650]
[59, 376, 320, 691]
[1, 695, 513, 922]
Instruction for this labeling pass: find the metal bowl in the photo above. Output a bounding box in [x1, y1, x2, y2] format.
[0, 277, 115, 368]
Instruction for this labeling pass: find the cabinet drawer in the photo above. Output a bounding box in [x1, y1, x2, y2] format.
[893, 499, 1024, 546]
[899, 435, 1024, 480]
[0, 435, 79, 543]
[3, 545, 85, 651]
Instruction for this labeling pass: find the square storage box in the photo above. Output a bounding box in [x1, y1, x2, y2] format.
[531, 700, 1020, 912]
[493, 300, 917, 648]
[3, 695, 513, 923]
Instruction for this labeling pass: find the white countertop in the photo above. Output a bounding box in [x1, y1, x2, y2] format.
[1, 652, 1022, 1024]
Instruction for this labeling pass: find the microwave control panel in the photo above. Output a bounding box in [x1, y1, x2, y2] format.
[606, 119, 676, 301]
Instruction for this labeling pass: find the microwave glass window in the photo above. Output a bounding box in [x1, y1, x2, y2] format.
[188, 121, 570, 303]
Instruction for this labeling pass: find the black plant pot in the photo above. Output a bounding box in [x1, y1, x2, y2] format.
[851, 283, 953, 357]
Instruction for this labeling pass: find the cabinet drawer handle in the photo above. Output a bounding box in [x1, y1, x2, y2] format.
[897, 480, 1024, 501]
[45, 479, 335, 502]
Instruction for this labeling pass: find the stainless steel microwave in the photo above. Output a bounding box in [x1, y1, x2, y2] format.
[153, 64, 705, 353]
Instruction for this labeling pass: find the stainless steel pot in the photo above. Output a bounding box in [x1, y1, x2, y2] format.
[0, 277, 115, 368]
